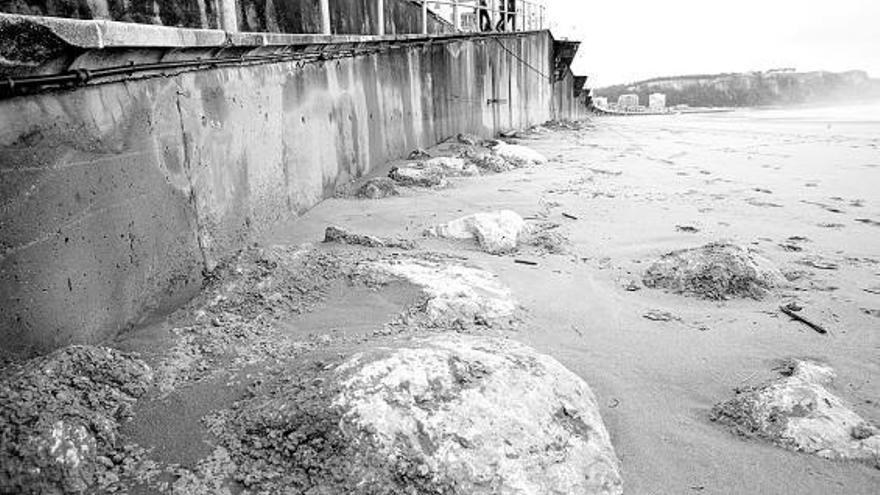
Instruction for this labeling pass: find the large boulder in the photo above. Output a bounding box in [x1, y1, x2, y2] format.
[643, 242, 785, 300]
[488, 142, 548, 167]
[366, 258, 518, 327]
[426, 210, 526, 254]
[209, 334, 623, 495]
[0, 346, 153, 494]
[711, 360, 880, 461]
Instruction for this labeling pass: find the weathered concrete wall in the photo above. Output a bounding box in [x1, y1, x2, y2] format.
[0, 31, 582, 358]
[0, 0, 450, 33]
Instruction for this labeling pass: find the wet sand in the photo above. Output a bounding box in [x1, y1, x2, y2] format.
[259, 109, 879, 494]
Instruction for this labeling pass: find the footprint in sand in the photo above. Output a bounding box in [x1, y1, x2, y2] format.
[854, 218, 880, 227]
[746, 198, 784, 208]
[860, 308, 880, 318]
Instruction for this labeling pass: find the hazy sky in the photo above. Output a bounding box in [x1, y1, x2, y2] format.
[545, 0, 880, 87]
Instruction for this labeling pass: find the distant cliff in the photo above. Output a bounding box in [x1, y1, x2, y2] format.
[595, 70, 880, 108]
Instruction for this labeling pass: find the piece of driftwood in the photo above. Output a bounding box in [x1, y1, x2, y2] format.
[514, 259, 538, 266]
[779, 303, 828, 335]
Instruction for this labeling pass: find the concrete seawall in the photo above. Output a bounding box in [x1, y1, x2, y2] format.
[0, 29, 585, 358]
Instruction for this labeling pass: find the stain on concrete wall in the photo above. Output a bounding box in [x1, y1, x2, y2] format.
[0, 32, 580, 358]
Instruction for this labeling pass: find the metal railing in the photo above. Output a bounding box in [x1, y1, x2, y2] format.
[421, 1, 547, 34]
[315, 0, 546, 35]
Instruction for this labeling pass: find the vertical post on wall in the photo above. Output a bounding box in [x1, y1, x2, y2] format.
[452, 0, 460, 31]
[320, 0, 331, 34]
[377, 0, 385, 35]
[220, 0, 238, 32]
[489, 0, 496, 31]
[421, 0, 428, 34]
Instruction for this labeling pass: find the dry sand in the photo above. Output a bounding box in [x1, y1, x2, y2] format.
[258, 108, 879, 494]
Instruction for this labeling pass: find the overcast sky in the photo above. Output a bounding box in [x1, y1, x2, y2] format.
[545, 0, 880, 87]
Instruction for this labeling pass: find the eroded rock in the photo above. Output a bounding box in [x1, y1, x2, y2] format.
[324, 226, 415, 250]
[389, 157, 479, 188]
[356, 177, 400, 199]
[389, 165, 448, 188]
[643, 242, 785, 300]
[0, 346, 153, 493]
[470, 152, 515, 173]
[366, 257, 518, 327]
[207, 334, 623, 495]
[426, 210, 526, 254]
[711, 360, 880, 462]
[489, 142, 548, 167]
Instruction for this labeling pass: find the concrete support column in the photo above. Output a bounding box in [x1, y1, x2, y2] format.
[377, 0, 385, 35]
[320, 0, 332, 34]
[421, 0, 428, 34]
[452, 0, 460, 31]
[221, 0, 238, 31]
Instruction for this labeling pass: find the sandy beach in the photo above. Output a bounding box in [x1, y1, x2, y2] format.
[259, 106, 879, 494]
[7, 105, 877, 494]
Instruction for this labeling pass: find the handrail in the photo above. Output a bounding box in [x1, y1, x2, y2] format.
[417, 0, 547, 34]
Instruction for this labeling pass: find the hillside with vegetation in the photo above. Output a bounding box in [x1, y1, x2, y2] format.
[594, 70, 880, 108]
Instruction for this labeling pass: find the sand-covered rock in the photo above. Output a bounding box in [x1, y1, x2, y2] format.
[355, 177, 400, 199]
[389, 157, 479, 188]
[422, 157, 480, 177]
[324, 226, 415, 250]
[426, 210, 526, 254]
[389, 165, 448, 188]
[0, 346, 153, 493]
[366, 257, 518, 327]
[643, 242, 785, 300]
[208, 334, 622, 495]
[470, 152, 515, 173]
[522, 222, 569, 255]
[457, 133, 482, 146]
[711, 360, 880, 462]
[489, 142, 548, 167]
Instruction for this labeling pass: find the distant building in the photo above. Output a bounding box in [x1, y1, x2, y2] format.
[618, 94, 639, 109]
[649, 93, 666, 111]
[593, 96, 608, 109]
